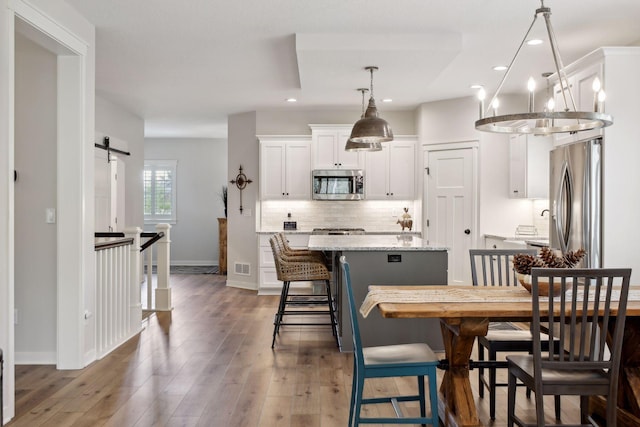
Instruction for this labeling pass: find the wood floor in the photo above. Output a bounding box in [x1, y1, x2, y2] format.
[7, 273, 584, 426]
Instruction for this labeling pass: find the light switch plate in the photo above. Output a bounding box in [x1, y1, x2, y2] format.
[46, 208, 56, 223]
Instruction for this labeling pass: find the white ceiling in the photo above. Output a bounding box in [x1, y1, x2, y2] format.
[64, 0, 640, 138]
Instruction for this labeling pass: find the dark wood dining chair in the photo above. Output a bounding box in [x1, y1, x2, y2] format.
[470, 248, 560, 420]
[507, 267, 632, 427]
[340, 256, 440, 427]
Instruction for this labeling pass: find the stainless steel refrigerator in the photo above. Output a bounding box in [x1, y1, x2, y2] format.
[549, 138, 602, 268]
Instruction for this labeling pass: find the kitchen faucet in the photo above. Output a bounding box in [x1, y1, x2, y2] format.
[540, 209, 550, 217]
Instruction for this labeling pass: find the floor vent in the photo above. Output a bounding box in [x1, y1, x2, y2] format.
[234, 262, 251, 276]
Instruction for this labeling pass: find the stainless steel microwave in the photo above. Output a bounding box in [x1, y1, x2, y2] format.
[312, 169, 364, 200]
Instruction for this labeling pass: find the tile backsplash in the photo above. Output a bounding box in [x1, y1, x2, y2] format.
[260, 200, 419, 232]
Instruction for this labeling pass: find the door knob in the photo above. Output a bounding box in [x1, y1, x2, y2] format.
[464, 229, 471, 235]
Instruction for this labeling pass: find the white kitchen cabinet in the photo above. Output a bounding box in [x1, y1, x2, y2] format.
[258, 233, 311, 294]
[310, 125, 363, 169]
[485, 236, 505, 249]
[508, 133, 552, 199]
[365, 138, 416, 200]
[259, 136, 311, 200]
[552, 60, 604, 145]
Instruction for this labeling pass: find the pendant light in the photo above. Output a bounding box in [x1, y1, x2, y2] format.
[345, 88, 383, 151]
[348, 66, 393, 144]
[475, 0, 613, 135]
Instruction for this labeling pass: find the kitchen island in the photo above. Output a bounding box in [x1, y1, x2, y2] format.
[308, 234, 448, 351]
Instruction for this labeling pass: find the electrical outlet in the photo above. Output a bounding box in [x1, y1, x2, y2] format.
[391, 208, 398, 217]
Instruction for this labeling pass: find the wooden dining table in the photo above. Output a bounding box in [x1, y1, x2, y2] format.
[362, 285, 640, 427]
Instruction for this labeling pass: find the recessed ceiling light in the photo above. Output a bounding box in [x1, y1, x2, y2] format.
[493, 65, 508, 71]
[526, 39, 543, 46]
[382, 98, 393, 103]
[470, 84, 484, 89]
[285, 98, 297, 103]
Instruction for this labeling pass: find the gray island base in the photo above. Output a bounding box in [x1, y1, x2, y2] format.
[308, 235, 448, 352]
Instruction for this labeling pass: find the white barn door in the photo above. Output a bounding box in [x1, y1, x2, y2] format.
[95, 148, 126, 232]
[424, 143, 478, 285]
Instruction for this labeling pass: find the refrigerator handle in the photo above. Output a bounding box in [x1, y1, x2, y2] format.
[554, 161, 572, 253]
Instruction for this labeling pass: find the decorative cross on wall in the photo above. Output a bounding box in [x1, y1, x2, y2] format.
[230, 165, 253, 214]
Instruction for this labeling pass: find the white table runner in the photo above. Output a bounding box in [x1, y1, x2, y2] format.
[359, 287, 640, 318]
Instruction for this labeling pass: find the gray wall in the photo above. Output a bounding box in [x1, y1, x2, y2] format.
[96, 96, 145, 230]
[14, 34, 57, 363]
[227, 112, 258, 288]
[145, 137, 228, 265]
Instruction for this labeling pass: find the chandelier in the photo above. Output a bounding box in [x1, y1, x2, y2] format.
[474, 0, 613, 135]
[347, 66, 393, 146]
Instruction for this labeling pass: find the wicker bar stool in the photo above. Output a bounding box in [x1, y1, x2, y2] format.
[270, 236, 338, 348]
[275, 232, 328, 265]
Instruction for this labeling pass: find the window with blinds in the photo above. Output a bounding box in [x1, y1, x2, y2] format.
[144, 160, 177, 223]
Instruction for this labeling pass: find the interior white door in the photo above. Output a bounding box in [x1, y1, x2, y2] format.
[114, 156, 126, 231]
[424, 146, 476, 284]
[95, 150, 125, 232]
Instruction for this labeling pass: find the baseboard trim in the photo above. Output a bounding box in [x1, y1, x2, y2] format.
[226, 280, 258, 291]
[84, 348, 97, 367]
[170, 261, 219, 267]
[15, 351, 56, 365]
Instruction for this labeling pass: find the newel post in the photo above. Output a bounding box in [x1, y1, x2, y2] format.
[155, 223, 172, 311]
[124, 227, 142, 332]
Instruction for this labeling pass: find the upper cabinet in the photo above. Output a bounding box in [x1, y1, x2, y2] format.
[365, 138, 417, 200]
[552, 60, 604, 145]
[310, 125, 364, 169]
[508, 134, 552, 199]
[259, 136, 311, 200]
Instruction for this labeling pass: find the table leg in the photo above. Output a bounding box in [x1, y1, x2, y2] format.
[438, 318, 489, 427]
[589, 316, 640, 425]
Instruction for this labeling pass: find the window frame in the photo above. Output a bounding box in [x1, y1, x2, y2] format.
[144, 159, 178, 224]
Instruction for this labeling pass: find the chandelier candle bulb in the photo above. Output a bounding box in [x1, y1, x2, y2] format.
[492, 98, 499, 117]
[477, 88, 486, 119]
[596, 90, 606, 112]
[547, 97, 555, 112]
[592, 77, 602, 111]
[527, 77, 536, 112]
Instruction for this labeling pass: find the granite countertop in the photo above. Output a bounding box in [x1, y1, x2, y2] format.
[307, 234, 447, 251]
[257, 229, 422, 236]
[257, 230, 312, 235]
